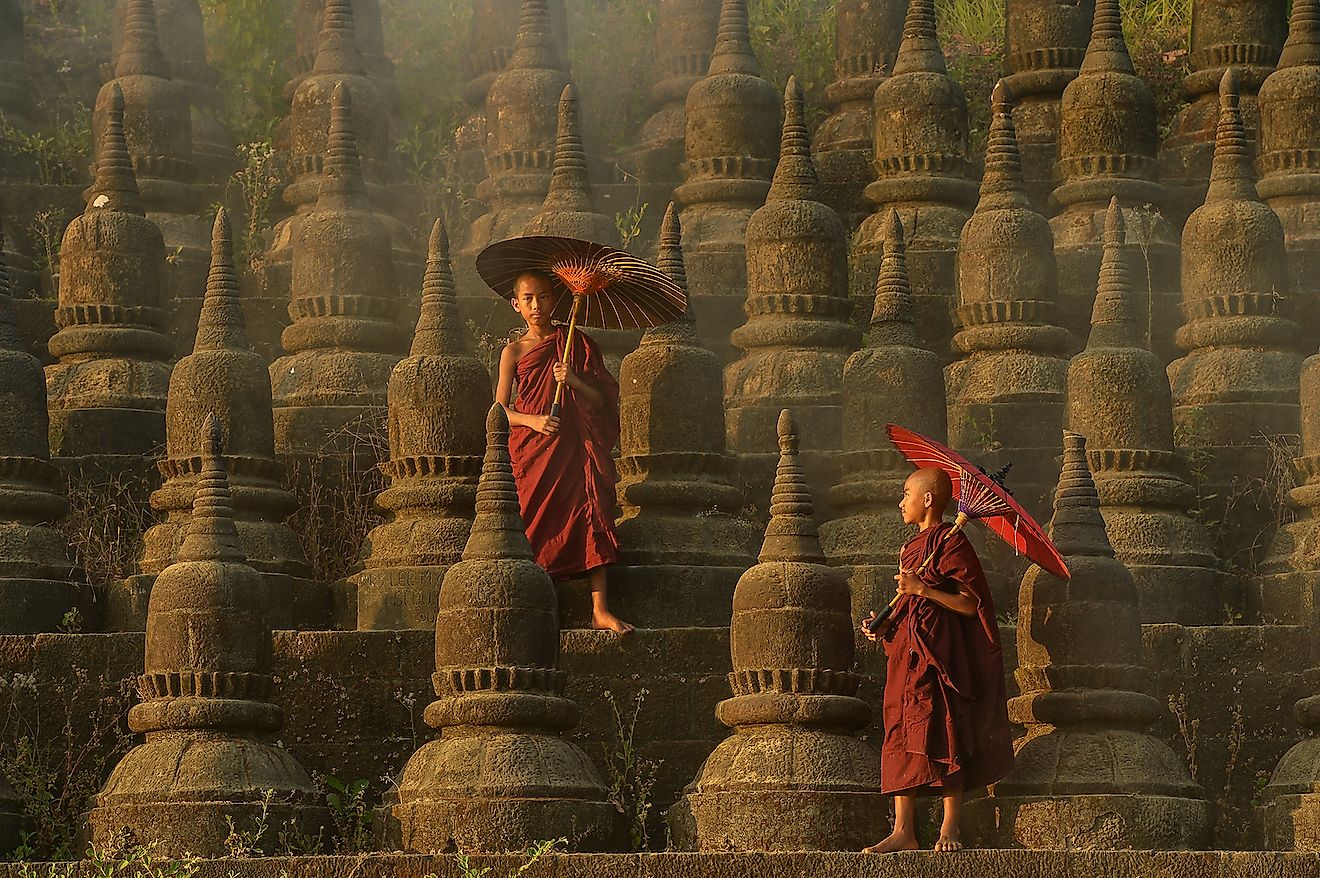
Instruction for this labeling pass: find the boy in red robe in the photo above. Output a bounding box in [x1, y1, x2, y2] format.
[860, 467, 1014, 852]
[495, 270, 634, 633]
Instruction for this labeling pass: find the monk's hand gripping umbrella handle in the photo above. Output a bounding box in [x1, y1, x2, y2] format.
[547, 295, 584, 421]
[864, 512, 969, 634]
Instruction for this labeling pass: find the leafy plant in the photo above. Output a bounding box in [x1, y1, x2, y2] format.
[196, 0, 293, 144]
[0, 669, 135, 861]
[0, 101, 91, 186]
[614, 201, 648, 252]
[602, 689, 660, 851]
[18, 837, 200, 878]
[223, 787, 277, 858]
[230, 136, 286, 274]
[324, 775, 374, 853]
[446, 838, 566, 878]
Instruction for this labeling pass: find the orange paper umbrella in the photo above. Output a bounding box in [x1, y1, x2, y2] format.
[477, 235, 687, 416]
[865, 424, 1070, 633]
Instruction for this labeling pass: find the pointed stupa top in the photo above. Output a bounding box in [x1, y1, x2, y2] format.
[191, 208, 249, 353]
[115, 0, 169, 78]
[644, 202, 698, 340]
[656, 202, 688, 295]
[1046, 431, 1116, 560]
[410, 218, 468, 357]
[891, 0, 945, 76]
[317, 81, 368, 207]
[1087, 198, 1144, 350]
[707, 0, 759, 76]
[312, 0, 367, 76]
[1080, 0, 1135, 74]
[176, 414, 245, 564]
[976, 82, 1029, 212]
[508, 0, 564, 72]
[767, 76, 821, 203]
[461, 404, 538, 562]
[758, 410, 827, 563]
[868, 209, 918, 346]
[1279, 0, 1320, 68]
[0, 220, 20, 352]
[87, 83, 144, 216]
[542, 83, 595, 214]
[1205, 68, 1258, 203]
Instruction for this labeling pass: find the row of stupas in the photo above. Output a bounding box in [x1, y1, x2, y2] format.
[2, 0, 1320, 857]
[0, 0, 1313, 631]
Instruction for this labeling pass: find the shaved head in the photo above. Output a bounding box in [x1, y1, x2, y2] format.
[907, 467, 952, 513]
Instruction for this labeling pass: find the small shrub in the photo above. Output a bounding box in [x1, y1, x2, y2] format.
[603, 689, 660, 851]
[324, 775, 374, 853]
[1, 669, 135, 861]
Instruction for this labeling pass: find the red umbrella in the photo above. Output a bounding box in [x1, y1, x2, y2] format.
[476, 235, 687, 416]
[865, 424, 1070, 632]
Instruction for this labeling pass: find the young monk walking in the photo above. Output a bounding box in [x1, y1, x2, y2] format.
[496, 269, 634, 633]
[861, 466, 1014, 852]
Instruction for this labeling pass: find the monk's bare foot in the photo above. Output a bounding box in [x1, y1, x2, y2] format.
[933, 833, 964, 852]
[591, 609, 635, 634]
[861, 831, 919, 853]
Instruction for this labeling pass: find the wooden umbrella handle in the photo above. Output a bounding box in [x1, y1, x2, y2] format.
[864, 511, 970, 633]
[548, 295, 584, 419]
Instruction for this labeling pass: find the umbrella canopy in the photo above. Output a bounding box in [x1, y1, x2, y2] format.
[476, 235, 687, 331]
[886, 424, 1071, 580]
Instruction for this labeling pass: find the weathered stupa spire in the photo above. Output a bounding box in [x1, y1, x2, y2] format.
[947, 82, 1069, 537]
[822, 209, 947, 629]
[850, 0, 976, 359]
[615, 204, 757, 627]
[967, 432, 1210, 848]
[355, 218, 490, 630]
[673, 0, 780, 363]
[99, 0, 209, 351]
[389, 404, 623, 851]
[131, 208, 318, 631]
[1170, 68, 1302, 580]
[672, 410, 884, 850]
[90, 415, 327, 856]
[46, 84, 172, 561]
[725, 76, 858, 519]
[1052, 0, 1177, 359]
[1065, 198, 1220, 625]
[87, 84, 144, 215]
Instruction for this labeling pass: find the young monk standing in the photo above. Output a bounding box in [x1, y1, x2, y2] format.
[861, 467, 1014, 852]
[496, 270, 634, 634]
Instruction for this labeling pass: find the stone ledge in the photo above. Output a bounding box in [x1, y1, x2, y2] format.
[9, 851, 1314, 878]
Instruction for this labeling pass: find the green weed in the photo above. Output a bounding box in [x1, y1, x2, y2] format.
[603, 689, 660, 851]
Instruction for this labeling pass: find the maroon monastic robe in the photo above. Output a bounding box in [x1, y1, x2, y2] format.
[880, 521, 1015, 794]
[508, 326, 621, 579]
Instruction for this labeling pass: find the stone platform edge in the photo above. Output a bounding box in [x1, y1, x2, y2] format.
[10, 851, 1319, 878]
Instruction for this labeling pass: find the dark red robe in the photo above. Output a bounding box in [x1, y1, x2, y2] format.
[880, 521, 1015, 794]
[508, 326, 621, 579]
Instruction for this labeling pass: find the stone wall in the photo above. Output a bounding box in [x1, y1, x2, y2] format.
[0, 619, 1307, 852]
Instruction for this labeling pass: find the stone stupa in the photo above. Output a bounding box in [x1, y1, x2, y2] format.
[88, 415, 327, 856]
[671, 409, 885, 851]
[354, 218, 490, 631]
[389, 404, 623, 852]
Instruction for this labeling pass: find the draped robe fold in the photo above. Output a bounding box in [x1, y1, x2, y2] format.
[880, 521, 1015, 794]
[508, 326, 621, 579]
